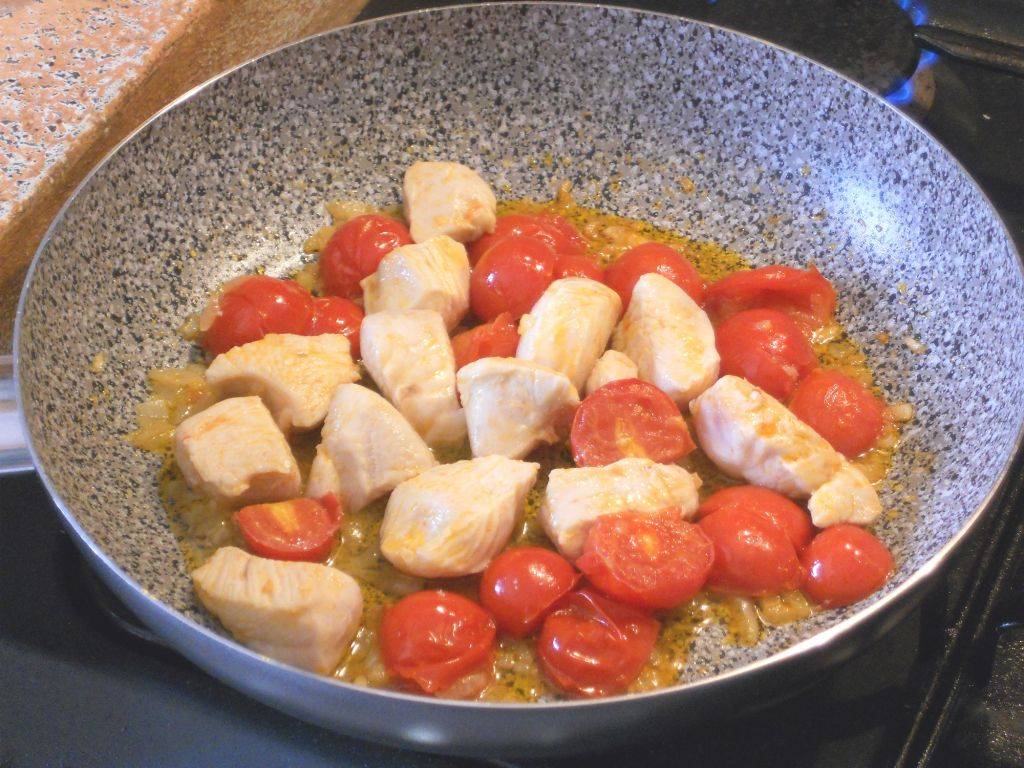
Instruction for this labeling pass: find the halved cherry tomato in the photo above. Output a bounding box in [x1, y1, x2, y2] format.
[479, 547, 579, 637]
[233, 494, 343, 562]
[467, 213, 587, 266]
[570, 379, 695, 467]
[802, 525, 893, 608]
[202, 275, 315, 355]
[698, 485, 814, 553]
[538, 589, 660, 697]
[698, 507, 803, 596]
[319, 214, 412, 298]
[715, 308, 818, 400]
[451, 312, 520, 369]
[380, 590, 496, 694]
[604, 242, 706, 308]
[705, 265, 837, 334]
[577, 509, 714, 610]
[554, 253, 604, 282]
[788, 369, 886, 458]
[307, 296, 364, 357]
[470, 235, 557, 320]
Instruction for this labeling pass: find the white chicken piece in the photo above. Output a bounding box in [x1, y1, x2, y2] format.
[359, 309, 466, 446]
[457, 357, 580, 459]
[689, 375, 843, 498]
[613, 273, 719, 406]
[193, 547, 362, 675]
[584, 350, 640, 396]
[305, 383, 437, 513]
[174, 396, 301, 505]
[540, 458, 702, 560]
[380, 456, 539, 578]
[360, 236, 470, 330]
[808, 462, 883, 527]
[403, 161, 497, 243]
[205, 333, 359, 432]
[516, 277, 622, 392]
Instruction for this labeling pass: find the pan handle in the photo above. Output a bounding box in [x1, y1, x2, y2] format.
[0, 354, 34, 475]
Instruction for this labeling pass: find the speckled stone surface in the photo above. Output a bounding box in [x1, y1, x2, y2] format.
[16, 3, 1024, 753]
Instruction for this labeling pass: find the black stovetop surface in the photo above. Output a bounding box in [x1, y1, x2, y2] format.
[3, 1, 1023, 766]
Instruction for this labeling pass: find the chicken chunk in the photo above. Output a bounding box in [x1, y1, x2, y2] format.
[403, 161, 497, 243]
[689, 375, 843, 498]
[516, 277, 622, 391]
[361, 235, 470, 330]
[359, 309, 466, 446]
[306, 383, 437, 513]
[380, 456, 539, 578]
[174, 396, 301, 505]
[540, 458, 702, 560]
[584, 350, 639, 396]
[613, 273, 719, 406]
[808, 462, 883, 527]
[457, 357, 580, 459]
[193, 546, 362, 675]
[205, 333, 359, 432]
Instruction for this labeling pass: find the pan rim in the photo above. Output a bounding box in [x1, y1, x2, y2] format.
[14, 1, 1024, 713]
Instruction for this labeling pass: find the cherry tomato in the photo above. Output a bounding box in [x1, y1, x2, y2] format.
[451, 312, 520, 369]
[715, 308, 818, 401]
[554, 253, 605, 282]
[577, 509, 714, 610]
[467, 213, 587, 266]
[698, 507, 803, 596]
[380, 591, 496, 694]
[705, 265, 837, 334]
[470, 235, 557, 320]
[307, 296, 364, 357]
[604, 242, 706, 308]
[319, 214, 412, 298]
[788, 369, 886, 458]
[698, 485, 814, 553]
[802, 525, 894, 608]
[538, 589, 660, 697]
[233, 495, 342, 562]
[570, 379, 695, 467]
[202, 275, 315, 355]
[479, 547, 579, 637]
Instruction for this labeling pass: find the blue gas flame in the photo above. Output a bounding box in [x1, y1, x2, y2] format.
[885, 1, 937, 105]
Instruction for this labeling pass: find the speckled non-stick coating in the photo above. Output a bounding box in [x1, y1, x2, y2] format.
[16, 1, 1024, 749]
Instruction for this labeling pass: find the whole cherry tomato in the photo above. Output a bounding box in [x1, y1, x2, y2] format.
[234, 494, 342, 562]
[451, 312, 520, 369]
[715, 308, 818, 400]
[788, 369, 886, 458]
[604, 242, 706, 308]
[698, 507, 803, 596]
[470, 235, 557, 320]
[319, 214, 412, 298]
[802, 525, 894, 607]
[307, 296, 364, 357]
[705, 265, 836, 335]
[202, 275, 314, 355]
[467, 213, 587, 266]
[479, 547, 579, 637]
[698, 485, 814, 553]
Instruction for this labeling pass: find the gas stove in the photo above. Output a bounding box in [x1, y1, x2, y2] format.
[3, 2, 1023, 766]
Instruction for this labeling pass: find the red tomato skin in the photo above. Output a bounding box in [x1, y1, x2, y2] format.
[538, 589, 660, 698]
[570, 379, 695, 467]
[698, 485, 814, 553]
[604, 242, 706, 308]
[307, 296, 364, 356]
[802, 525, 894, 608]
[467, 213, 587, 266]
[788, 369, 886, 458]
[577, 509, 715, 610]
[233, 495, 343, 562]
[715, 308, 818, 401]
[380, 591, 496, 694]
[470, 235, 557, 320]
[319, 214, 412, 298]
[451, 312, 520, 369]
[555, 253, 605, 282]
[705, 265, 837, 334]
[479, 547, 579, 637]
[202, 275, 315, 355]
[698, 507, 804, 596]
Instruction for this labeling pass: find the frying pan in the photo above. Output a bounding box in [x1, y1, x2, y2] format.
[8, 3, 1024, 758]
